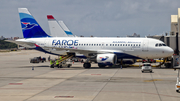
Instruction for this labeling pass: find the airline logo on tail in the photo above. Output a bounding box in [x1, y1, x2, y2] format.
[22, 22, 38, 29]
[99, 56, 109, 61]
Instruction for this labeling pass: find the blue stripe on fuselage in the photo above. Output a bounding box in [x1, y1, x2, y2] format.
[114, 52, 141, 59]
[35, 47, 59, 56]
[34, 46, 139, 59]
[34, 46, 87, 58]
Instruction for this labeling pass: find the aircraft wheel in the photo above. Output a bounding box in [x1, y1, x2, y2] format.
[67, 64, 71, 68]
[57, 65, 60, 68]
[50, 65, 54, 68]
[59, 65, 62, 68]
[83, 63, 91, 68]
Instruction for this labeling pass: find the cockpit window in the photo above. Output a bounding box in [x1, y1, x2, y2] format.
[155, 43, 166, 47]
[162, 44, 166, 46]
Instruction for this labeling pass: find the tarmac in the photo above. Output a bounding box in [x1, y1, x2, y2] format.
[0, 50, 180, 101]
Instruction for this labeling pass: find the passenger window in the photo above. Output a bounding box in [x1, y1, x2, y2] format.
[87, 44, 88, 46]
[139, 44, 141, 46]
[123, 44, 124, 46]
[128, 44, 130, 46]
[92, 44, 93, 46]
[134, 44, 135, 46]
[136, 44, 138, 46]
[89, 44, 91, 46]
[120, 44, 122, 46]
[113, 44, 114, 46]
[126, 44, 127, 46]
[84, 44, 86, 46]
[115, 44, 117, 46]
[97, 44, 98, 46]
[81, 44, 83, 46]
[99, 44, 101, 46]
[94, 44, 96, 46]
[118, 44, 119, 46]
[79, 44, 80, 46]
[106, 44, 108, 46]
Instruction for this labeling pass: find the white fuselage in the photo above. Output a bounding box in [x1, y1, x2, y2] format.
[17, 37, 174, 59]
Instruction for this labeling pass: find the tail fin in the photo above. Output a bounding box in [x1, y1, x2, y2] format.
[18, 8, 50, 38]
[47, 15, 68, 37]
[58, 21, 74, 37]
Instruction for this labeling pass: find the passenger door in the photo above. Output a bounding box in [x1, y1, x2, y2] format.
[142, 40, 148, 51]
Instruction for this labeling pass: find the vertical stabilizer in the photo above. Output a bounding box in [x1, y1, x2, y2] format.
[58, 21, 74, 37]
[47, 15, 67, 37]
[18, 8, 50, 38]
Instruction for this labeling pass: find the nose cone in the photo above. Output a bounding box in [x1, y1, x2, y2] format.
[165, 47, 174, 56]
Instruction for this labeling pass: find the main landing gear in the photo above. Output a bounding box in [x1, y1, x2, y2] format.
[83, 63, 91, 69]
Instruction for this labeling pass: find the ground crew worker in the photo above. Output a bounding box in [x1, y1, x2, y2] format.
[60, 56, 62, 60]
[48, 56, 50, 61]
[50, 60, 54, 68]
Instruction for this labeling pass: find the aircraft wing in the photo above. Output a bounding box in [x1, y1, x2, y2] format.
[5, 40, 36, 48]
[44, 46, 123, 55]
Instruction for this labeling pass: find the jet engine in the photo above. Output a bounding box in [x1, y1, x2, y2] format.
[96, 54, 117, 64]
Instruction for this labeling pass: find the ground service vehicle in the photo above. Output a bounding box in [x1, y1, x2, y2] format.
[141, 63, 152, 73]
[30, 56, 46, 63]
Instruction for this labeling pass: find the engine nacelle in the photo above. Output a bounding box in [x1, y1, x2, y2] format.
[96, 54, 117, 64]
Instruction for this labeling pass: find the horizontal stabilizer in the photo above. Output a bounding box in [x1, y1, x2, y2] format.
[5, 40, 36, 48]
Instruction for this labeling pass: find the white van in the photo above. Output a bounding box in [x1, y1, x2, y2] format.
[141, 63, 152, 73]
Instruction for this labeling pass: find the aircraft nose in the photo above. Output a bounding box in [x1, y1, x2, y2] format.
[165, 47, 174, 56]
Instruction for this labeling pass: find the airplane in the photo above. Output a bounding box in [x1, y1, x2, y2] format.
[7, 8, 174, 68]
